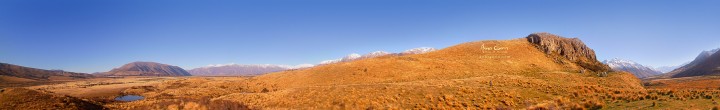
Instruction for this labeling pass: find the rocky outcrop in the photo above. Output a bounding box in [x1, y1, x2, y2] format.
[526, 32, 610, 72]
[104, 62, 191, 76]
[0, 62, 93, 80]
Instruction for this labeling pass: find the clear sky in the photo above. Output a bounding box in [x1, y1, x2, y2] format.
[1, 0, 719, 73]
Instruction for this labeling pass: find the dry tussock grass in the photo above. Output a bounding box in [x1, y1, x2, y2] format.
[0, 88, 105, 110]
[105, 39, 655, 109]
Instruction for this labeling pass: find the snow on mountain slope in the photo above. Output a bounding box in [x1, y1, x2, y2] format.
[602, 58, 662, 78]
[665, 48, 720, 78]
[653, 63, 687, 73]
[703, 48, 719, 57]
[196, 47, 438, 75]
[660, 48, 720, 78]
[189, 63, 315, 76]
[341, 53, 362, 62]
[319, 47, 437, 65]
[361, 51, 391, 59]
[400, 47, 437, 55]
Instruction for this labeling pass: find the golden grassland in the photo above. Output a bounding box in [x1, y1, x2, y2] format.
[26, 77, 178, 99]
[102, 39, 651, 109]
[5, 72, 720, 109]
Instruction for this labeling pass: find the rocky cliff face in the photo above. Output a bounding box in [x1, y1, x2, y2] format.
[0, 62, 93, 80]
[104, 62, 191, 76]
[526, 32, 610, 72]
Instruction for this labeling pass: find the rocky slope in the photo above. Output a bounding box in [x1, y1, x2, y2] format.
[666, 48, 720, 78]
[0, 62, 93, 81]
[602, 58, 662, 78]
[526, 32, 610, 72]
[103, 62, 191, 76]
[189, 64, 313, 76]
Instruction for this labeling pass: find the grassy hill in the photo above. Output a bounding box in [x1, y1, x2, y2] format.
[191, 33, 646, 109]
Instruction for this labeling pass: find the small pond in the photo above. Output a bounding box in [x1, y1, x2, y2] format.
[114, 95, 144, 101]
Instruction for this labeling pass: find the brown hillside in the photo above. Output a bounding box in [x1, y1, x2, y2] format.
[0, 62, 93, 81]
[104, 62, 191, 76]
[0, 88, 105, 110]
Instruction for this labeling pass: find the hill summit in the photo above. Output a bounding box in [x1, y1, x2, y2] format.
[103, 62, 191, 76]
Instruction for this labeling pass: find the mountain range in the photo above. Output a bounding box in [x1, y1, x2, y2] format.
[664, 48, 720, 78]
[653, 64, 686, 73]
[319, 47, 437, 64]
[602, 58, 662, 78]
[192, 47, 438, 76]
[189, 64, 314, 76]
[0, 62, 93, 81]
[0, 47, 440, 78]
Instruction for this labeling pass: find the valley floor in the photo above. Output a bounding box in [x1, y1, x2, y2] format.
[3, 74, 720, 109]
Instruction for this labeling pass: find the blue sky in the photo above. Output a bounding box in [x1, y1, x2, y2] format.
[1, 0, 719, 73]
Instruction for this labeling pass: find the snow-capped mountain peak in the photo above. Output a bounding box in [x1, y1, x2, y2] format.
[341, 53, 362, 62]
[190, 63, 317, 76]
[701, 48, 719, 57]
[602, 58, 662, 78]
[200, 63, 314, 69]
[286, 64, 315, 69]
[653, 64, 686, 73]
[318, 47, 438, 65]
[603, 58, 639, 68]
[361, 51, 391, 59]
[401, 47, 437, 55]
[365, 51, 390, 56]
[205, 63, 238, 68]
[320, 59, 341, 65]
